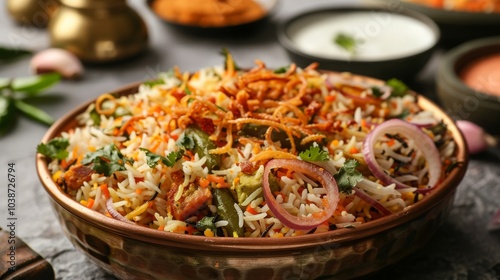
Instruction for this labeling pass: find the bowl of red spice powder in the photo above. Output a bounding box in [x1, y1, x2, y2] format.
[437, 36, 500, 135]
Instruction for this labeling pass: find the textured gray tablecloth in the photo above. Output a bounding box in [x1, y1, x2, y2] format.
[1, 1, 499, 279]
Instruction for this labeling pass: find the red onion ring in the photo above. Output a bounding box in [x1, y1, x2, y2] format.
[353, 187, 391, 216]
[362, 119, 442, 192]
[106, 198, 133, 224]
[263, 159, 339, 231]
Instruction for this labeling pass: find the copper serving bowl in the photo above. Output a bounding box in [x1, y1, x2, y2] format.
[36, 75, 468, 280]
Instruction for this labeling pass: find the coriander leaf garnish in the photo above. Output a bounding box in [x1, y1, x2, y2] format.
[140, 148, 182, 168]
[371, 86, 383, 97]
[334, 159, 363, 194]
[193, 216, 217, 233]
[37, 137, 69, 160]
[394, 108, 410, 119]
[334, 33, 363, 55]
[82, 144, 132, 176]
[274, 66, 289, 74]
[0, 46, 32, 61]
[143, 79, 164, 87]
[386, 78, 409, 97]
[299, 144, 329, 161]
[220, 48, 240, 71]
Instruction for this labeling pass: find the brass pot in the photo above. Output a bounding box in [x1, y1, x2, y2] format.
[7, 0, 60, 27]
[48, 0, 148, 63]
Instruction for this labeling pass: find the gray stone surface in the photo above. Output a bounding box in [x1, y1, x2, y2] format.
[1, 0, 499, 279]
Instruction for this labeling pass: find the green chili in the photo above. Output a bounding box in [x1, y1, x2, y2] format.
[14, 99, 54, 126]
[182, 126, 221, 170]
[213, 188, 244, 237]
[0, 95, 15, 135]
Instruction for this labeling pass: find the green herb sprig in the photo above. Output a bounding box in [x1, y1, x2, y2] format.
[140, 148, 183, 168]
[334, 33, 364, 55]
[37, 137, 69, 160]
[0, 46, 61, 136]
[81, 144, 133, 176]
[334, 159, 364, 194]
[0, 46, 32, 61]
[299, 144, 329, 161]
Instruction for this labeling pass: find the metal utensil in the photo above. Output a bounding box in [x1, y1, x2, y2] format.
[48, 0, 149, 63]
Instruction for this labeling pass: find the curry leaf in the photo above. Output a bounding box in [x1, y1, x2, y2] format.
[11, 73, 61, 95]
[14, 99, 54, 125]
[0, 95, 16, 136]
[0, 46, 32, 61]
[0, 78, 11, 90]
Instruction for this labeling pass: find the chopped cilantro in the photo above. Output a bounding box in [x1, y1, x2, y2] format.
[184, 87, 192, 95]
[82, 144, 132, 176]
[194, 216, 217, 233]
[220, 48, 240, 71]
[274, 66, 289, 74]
[334, 33, 363, 55]
[140, 148, 182, 168]
[37, 137, 69, 160]
[371, 86, 383, 97]
[387, 78, 409, 97]
[299, 144, 329, 161]
[428, 121, 447, 136]
[334, 159, 363, 194]
[179, 133, 195, 150]
[394, 108, 410, 119]
[143, 79, 164, 87]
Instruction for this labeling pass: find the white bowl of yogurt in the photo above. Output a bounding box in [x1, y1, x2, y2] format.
[277, 3, 440, 81]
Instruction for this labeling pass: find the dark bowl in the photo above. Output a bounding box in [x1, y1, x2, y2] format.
[437, 36, 500, 135]
[277, 4, 440, 81]
[400, 1, 500, 47]
[36, 73, 468, 280]
[147, 0, 279, 37]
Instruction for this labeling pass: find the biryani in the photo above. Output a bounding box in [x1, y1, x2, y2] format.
[38, 54, 460, 238]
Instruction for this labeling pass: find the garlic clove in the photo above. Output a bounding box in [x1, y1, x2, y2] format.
[488, 208, 500, 232]
[31, 48, 84, 79]
[456, 120, 497, 154]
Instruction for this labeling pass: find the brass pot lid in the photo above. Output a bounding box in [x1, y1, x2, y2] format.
[59, 0, 127, 9]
